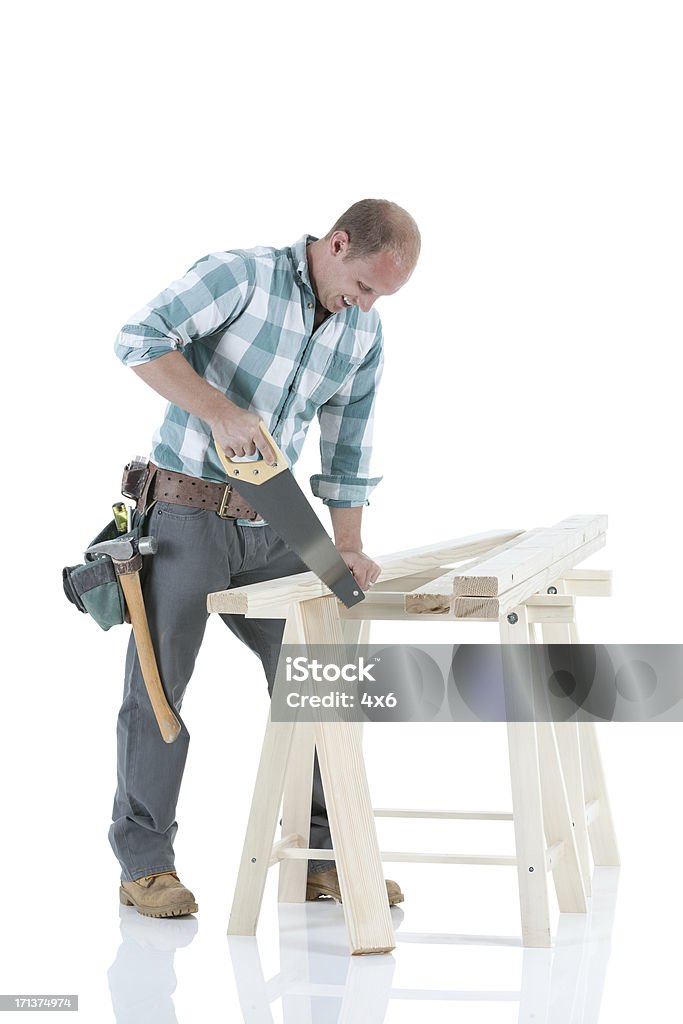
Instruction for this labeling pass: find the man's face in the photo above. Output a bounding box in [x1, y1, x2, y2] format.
[315, 231, 413, 315]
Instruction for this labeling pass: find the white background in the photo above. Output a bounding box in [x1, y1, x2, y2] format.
[2, 1, 682, 1021]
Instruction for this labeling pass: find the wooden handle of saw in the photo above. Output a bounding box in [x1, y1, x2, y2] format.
[214, 420, 288, 485]
[118, 570, 182, 744]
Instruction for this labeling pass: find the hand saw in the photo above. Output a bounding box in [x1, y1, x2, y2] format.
[214, 422, 365, 609]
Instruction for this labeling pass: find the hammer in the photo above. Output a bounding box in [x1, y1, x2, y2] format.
[85, 535, 181, 744]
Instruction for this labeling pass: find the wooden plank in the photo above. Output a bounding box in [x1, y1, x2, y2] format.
[367, 550, 528, 596]
[453, 532, 606, 620]
[545, 842, 565, 871]
[280, 848, 519, 867]
[279, 846, 334, 860]
[340, 592, 457, 622]
[207, 529, 524, 615]
[370, 566, 476, 593]
[562, 577, 612, 597]
[253, 592, 484, 621]
[339, 596, 571, 622]
[562, 570, 612, 581]
[270, 833, 306, 867]
[405, 529, 542, 613]
[527, 595, 576, 624]
[376, 852, 522, 868]
[373, 808, 513, 820]
[451, 516, 607, 598]
[335, 591, 574, 623]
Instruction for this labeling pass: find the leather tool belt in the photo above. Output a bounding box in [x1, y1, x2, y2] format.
[140, 463, 263, 521]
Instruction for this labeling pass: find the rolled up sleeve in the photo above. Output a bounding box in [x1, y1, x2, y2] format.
[310, 330, 384, 507]
[114, 252, 252, 367]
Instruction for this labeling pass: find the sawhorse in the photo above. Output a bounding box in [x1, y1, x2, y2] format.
[208, 516, 619, 954]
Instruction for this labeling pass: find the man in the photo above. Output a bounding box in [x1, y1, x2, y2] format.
[111, 199, 420, 917]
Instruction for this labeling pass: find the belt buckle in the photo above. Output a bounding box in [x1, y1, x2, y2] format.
[218, 483, 233, 518]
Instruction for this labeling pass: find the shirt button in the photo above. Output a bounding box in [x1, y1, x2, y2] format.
[307, 302, 314, 309]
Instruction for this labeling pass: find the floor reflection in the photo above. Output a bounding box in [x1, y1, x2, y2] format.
[105, 870, 618, 1023]
[227, 868, 620, 1024]
[107, 907, 197, 1024]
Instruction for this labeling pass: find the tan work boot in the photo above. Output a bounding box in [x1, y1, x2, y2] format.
[119, 871, 198, 918]
[306, 867, 404, 906]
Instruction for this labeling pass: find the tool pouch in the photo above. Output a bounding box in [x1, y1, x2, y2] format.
[62, 510, 147, 631]
[121, 457, 151, 506]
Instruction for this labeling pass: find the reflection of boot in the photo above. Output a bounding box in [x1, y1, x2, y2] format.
[306, 867, 404, 905]
[107, 905, 198, 1024]
[116, 905, 198, 951]
[120, 872, 198, 917]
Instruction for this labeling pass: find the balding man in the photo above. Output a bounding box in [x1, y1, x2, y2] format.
[110, 200, 420, 918]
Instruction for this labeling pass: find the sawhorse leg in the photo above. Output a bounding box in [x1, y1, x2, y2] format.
[501, 605, 586, 947]
[298, 597, 393, 954]
[279, 616, 370, 905]
[228, 711, 298, 936]
[535, 585, 619, 872]
[230, 598, 393, 955]
[533, 589, 594, 896]
[229, 607, 310, 934]
[579, 723, 620, 866]
[560, 596, 619, 868]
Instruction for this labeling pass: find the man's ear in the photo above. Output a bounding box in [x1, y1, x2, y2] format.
[330, 230, 350, 257]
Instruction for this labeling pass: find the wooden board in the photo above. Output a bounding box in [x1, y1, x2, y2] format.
[453, 532, 606, 620]
[452, 516, 606, 598]
[207, 528, 523, 616]
[405, 528, 543, 614]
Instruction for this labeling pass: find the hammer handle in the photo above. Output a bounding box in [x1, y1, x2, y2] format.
[118, 571, 182, 744]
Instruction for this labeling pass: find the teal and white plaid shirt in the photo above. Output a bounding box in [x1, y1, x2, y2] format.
[114, 235, 383, 508]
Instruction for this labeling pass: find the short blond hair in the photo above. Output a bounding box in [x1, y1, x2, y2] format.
[326, 199, 420, 269]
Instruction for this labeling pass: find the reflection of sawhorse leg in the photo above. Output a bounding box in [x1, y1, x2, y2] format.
[227, 935, 275, 1024]
[228, 878, 621, 1024]
[501, 604, 587, 947]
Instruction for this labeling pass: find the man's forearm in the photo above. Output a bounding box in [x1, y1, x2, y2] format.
[131, 350, 231, 423]
[329, 506, 364, 550]
[131, 351, 275, 462]
[330, 506, 381, 589]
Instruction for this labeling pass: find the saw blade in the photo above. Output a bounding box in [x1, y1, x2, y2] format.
[225, 469, 365, 608]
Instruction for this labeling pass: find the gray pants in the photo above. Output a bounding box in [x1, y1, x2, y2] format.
[108, 500, 332, 881]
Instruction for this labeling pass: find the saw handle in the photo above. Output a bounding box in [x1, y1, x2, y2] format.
[214, 420, 288, 485]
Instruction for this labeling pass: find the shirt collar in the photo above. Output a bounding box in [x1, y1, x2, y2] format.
[291, 234, 318, 292]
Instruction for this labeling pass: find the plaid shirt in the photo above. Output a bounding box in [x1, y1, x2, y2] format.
[114, 235, 383, 508]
